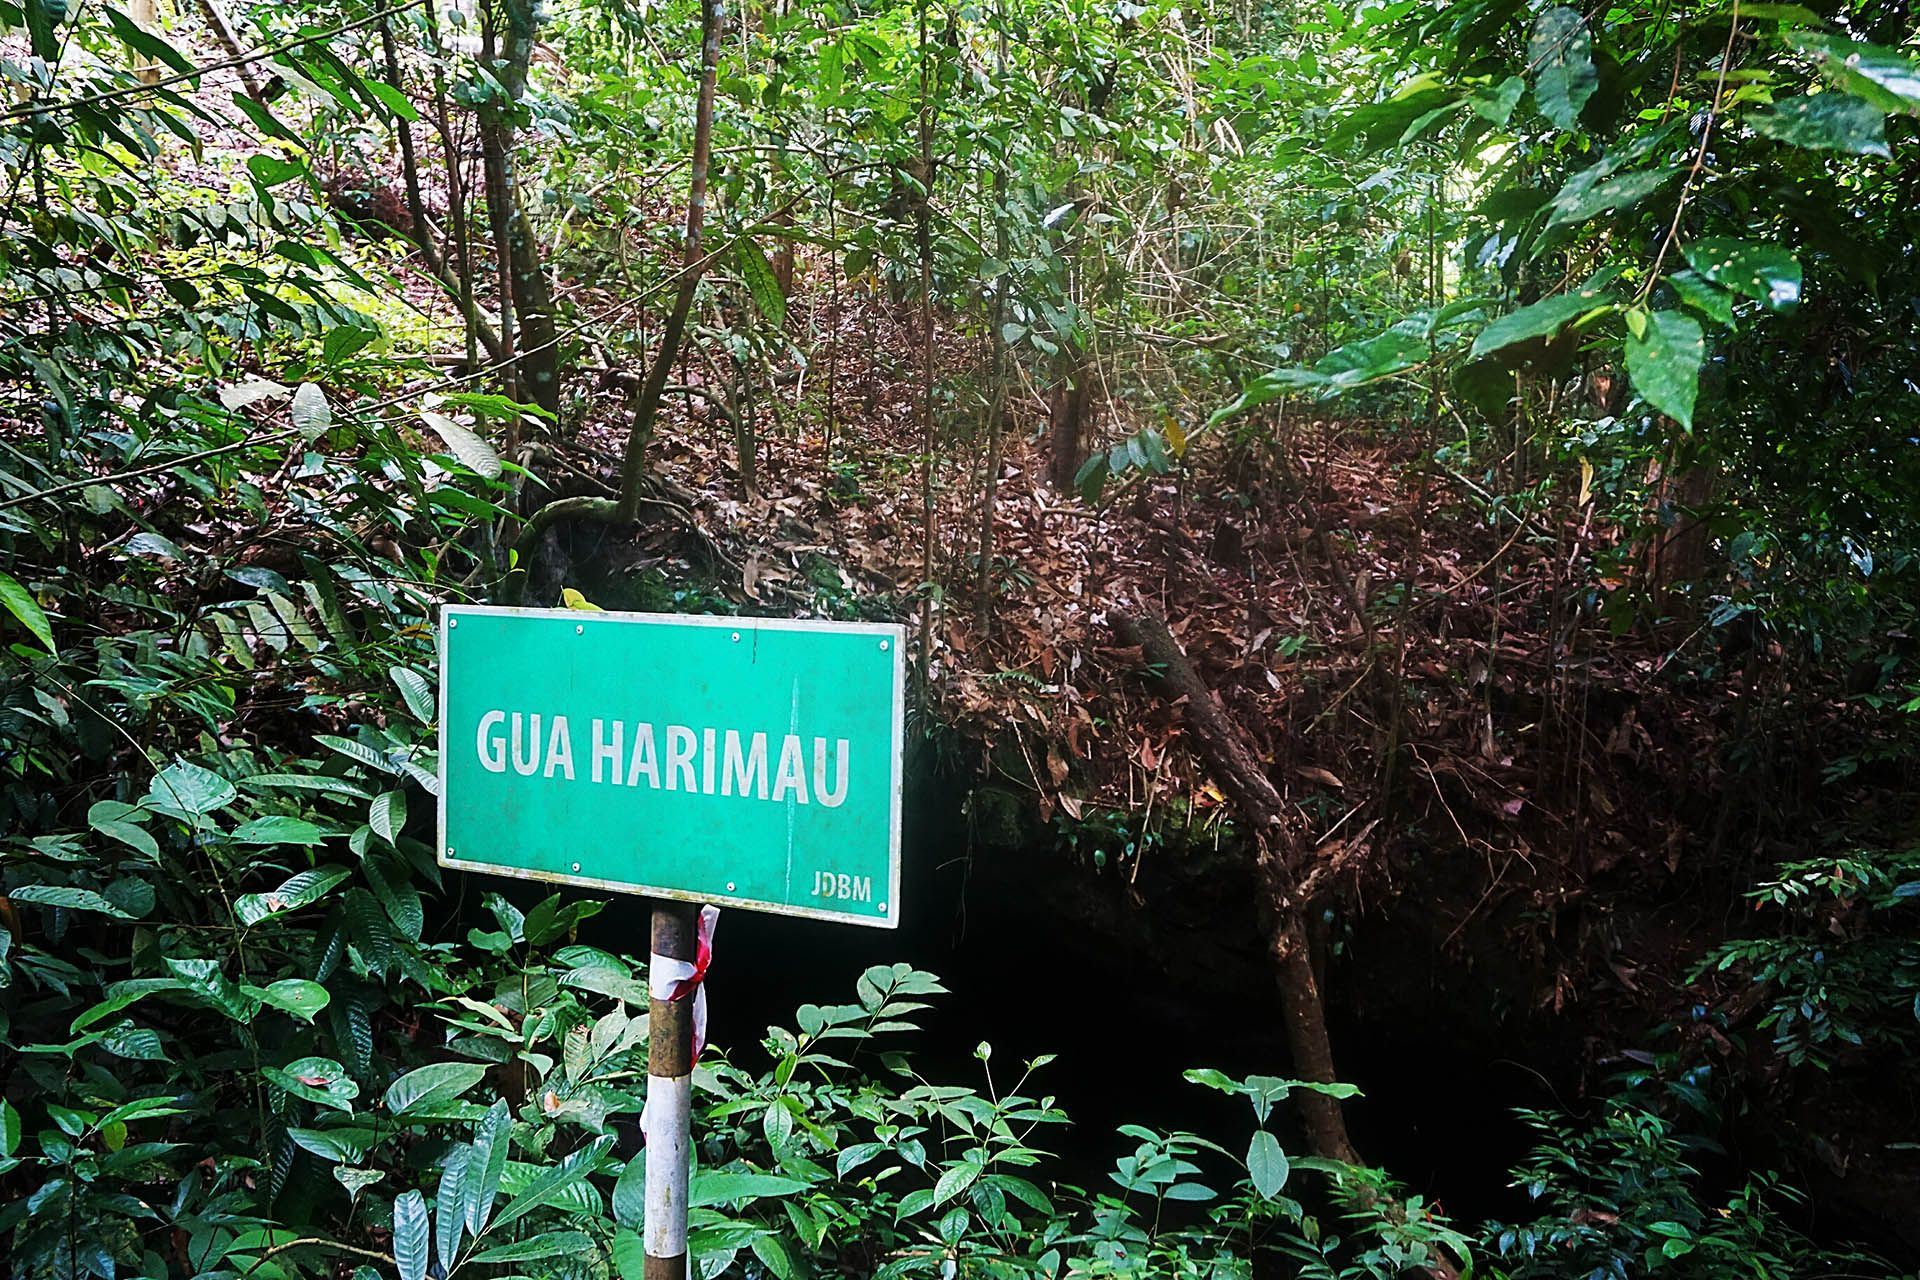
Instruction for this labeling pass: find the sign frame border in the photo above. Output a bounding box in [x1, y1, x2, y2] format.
[436, 603, 906, 929]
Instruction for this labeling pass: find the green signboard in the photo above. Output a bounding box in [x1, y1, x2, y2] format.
[437, 606, 905, 927]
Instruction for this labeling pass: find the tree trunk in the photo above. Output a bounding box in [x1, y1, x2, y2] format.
[616, 0, 724, 519]
[1110, 611, 1360, 1163]
[1048, 345, 1088, 491]
[477, 0, 561, 420]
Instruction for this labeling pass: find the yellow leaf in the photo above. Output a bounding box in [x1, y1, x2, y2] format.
[1165, 416, 1189, 459]
[1578, 457, 1595, 507]
[561, 588, 604, 611]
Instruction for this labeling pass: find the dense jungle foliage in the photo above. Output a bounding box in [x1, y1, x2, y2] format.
[0, 0, 1917, 1274]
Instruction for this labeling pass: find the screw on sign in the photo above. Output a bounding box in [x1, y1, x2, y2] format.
[436, 606, 906, 1277]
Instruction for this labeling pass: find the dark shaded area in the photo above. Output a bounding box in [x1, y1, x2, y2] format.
[580, 762, 1552, 1222]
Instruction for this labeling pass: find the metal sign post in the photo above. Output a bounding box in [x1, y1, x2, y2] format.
[436, 605, 907, 1280]
[644, 902, 696, 1280]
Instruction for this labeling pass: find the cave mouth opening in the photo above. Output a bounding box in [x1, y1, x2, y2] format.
[579, 769, 1553, 1227]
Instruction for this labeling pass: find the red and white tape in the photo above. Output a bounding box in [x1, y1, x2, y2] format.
[647, 904, 720, 1063]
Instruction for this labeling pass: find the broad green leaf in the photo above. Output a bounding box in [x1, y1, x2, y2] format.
[1471, 74, 1525, 125]
[386, 1062, 489, 1116]
[1545, 164, 1682, 230]
[932, 1157, 983, 1205]
[1529, 7, 1597, 130]
[103, 6, 194, 72]
[611, 1229, 647, 1280]
[288, 1126, 373, 1163]
[370, 791, 406, 844]
[1668, 271, 1733, 328]
[467, 1099, 512, 1234]
[751, 1234, 801, 1280]
[235, 866, 352, 926]
[469, 1230, 594, 1264]
[333, 1165, 383, 1203]
[263, 1056, 359, 1111]
[11, 885, 134, 918]
[437, 1145, 469, 1272]
[611, 1155, 647, 1228]
[490, 1138, 610, 1230]
[688, 1169, 811, 1207]
[1682, 238, 1801, 311]
[1469, 277, 1615, 362]
[421, 411, 502, 478]
[146, 761, 236, 817]
[390, 666, 436, 723]
[393, 1190, 430, 1280]
[1626, 310, 1705, 429]
[735, 238, 788, 329]
[1749, 94, 1889, 157]
[247, 155, 308, 187]
[291, 382, 332, 441]
[1246, 1129, 1290, 1198]
[250, 978, 331, 1022]
[230, 815, 331, 846]
[1789, 33, 1920, 114]
[0, 572, 55, 654]
[89, 802, 160, 859]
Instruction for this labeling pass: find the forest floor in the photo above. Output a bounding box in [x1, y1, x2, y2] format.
[520, 271, 1918, 1252]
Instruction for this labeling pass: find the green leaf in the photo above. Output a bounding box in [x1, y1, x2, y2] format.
[89, 802, 160, 859]
[147, 761, 236, 817]
[291, 382, 332, 441]
[1246, 1129, 1290, 1199]
[1472, 74, 1525, 125]
[490, 1138, 610, 1230]
[0, 572, 55, 655]
[25, 0, 61, 61]
[11, 885, 134, 918]
[1545, 164, 1682, 230]
[334, 1165, 384, 1203]
[1789, 33, 1920, 114]
[393, 1189, 429, 1280]
[1625, 310, 1705, 429]
[437, 1145, 469, 1272]
[287, 1125, 374, 1163]
[611, 1154, 647, 1228]
[612, 1229, 647, 1280]
[688, 1169, 810, 1208]
[1469, 276, 1616, 361]
[390, 666, 436, 724]
[1668, 270, 1733, 328]
[1681, 238, 1801, 312]
[386, 1062, 489, 1116]
[2, 1101, 23, 1157]
[0, 571, 53, 656]
[235, 866, 352, 926]
[751, 1234, 802, 1280]
[251, 978, 331, 1022]
[263, 1056, 360, 1111]
[735, 238, 788, 329]
[1529, 7, 1597, 130]
[247, 155, 309, 188]
[932, 1157, 983, 1206]
[467, 1099, 512, 1234]
[369, 791, 407, 844]
[469, 1230, 594, 1264]
[230, 815, 331, 846]
[421, 411, 502, 478]
[103, 6, 194, 72]
[365, 79, 421, 121]
[1750, 93, 1889, 157]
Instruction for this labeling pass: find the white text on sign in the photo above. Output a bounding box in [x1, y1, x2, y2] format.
[474, 711, 851, 807]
